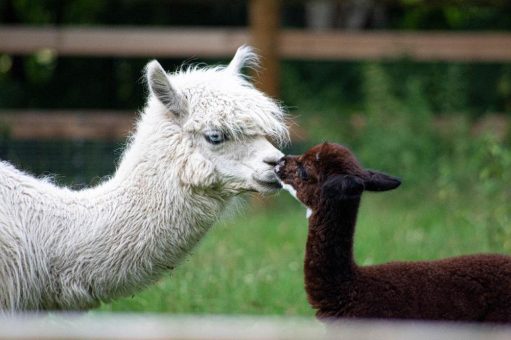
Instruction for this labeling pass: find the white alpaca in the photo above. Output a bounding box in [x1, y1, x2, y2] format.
[0, 46, 288, 312]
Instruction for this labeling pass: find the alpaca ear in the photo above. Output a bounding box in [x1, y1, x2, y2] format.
[364, 170, 401, 192]
[321, 175, 364, 200]
[146, 60, 186, 117]
[315, 142, 330, 161]
[226, 45, 259, 75]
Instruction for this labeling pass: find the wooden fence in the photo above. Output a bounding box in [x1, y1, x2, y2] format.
[0, 110, 134, 141]
[0, 314, 510, 340]
[1, 25, 511, 140]
[1, 26, 511, 61]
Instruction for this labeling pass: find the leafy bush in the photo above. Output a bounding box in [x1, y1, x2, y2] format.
[0, 123, 10, 160]
[351, 62, 440, 184]
[473, 136, 511, 250]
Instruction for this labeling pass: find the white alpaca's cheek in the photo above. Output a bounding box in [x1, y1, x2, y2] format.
[206, 136, 282, 193]
[181, 152, 217, 187]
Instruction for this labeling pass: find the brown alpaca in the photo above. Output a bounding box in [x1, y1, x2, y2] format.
[275, 142, 511, 323]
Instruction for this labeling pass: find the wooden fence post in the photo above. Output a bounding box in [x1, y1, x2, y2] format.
[249, 0, 281, 98]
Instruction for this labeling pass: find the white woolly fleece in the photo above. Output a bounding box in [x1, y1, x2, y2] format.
[0, 46, 288, 312]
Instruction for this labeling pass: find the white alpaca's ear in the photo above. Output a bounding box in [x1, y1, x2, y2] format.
[225, 45, 259, 75]
[146, 60, 186, 117]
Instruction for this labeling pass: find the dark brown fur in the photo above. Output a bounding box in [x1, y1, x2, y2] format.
[275, 142, 511, 323]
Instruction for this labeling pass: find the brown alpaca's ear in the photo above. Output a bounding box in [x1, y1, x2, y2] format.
[364, 170, 401, 192]
[314, 142, 330, 161]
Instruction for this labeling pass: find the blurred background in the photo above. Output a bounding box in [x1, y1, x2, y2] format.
[0, 0, 510, 315]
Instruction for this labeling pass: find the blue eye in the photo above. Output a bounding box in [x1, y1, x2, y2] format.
[204, 131, 228, 145]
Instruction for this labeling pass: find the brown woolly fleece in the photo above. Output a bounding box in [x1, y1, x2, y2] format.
[275, 142, 511, 323]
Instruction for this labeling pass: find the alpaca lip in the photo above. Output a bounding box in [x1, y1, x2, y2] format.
[254, 178, 283, 190]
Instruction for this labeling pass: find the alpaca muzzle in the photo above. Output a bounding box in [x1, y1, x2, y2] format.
[252, 168, 283, 192]
[274, 158, 285, 178]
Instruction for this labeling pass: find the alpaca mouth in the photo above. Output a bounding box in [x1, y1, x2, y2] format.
[254, 178, 283, 191]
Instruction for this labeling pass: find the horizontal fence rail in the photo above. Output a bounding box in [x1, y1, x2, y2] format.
[281, 30, 511, 62]
[0, 314, 511, 340]
[0, 110, 311, 141]
[1, 26, 511, 61]
[0, 111, 508, 141]
[0, 110, 135, 140]
[0, 26, 248, 58]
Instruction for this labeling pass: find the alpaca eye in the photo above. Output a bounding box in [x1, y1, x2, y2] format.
[204, 131, 228, 145]
[298, 166, 309, 181]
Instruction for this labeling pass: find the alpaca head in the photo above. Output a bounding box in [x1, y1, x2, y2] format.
[275, 143, 401, 209]
[143, 46, 289, 195]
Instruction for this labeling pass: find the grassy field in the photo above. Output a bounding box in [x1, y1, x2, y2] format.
[98, 100, 509, 315]
[9, 59, 505, 316]
[99, 183, 504, 315]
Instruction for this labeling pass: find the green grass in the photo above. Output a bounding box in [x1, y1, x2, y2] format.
[100, 194, 311, 315]
[99, 185, 504, 315]
[97, 69, 509, 315]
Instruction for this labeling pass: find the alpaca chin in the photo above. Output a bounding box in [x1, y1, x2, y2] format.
[280, 182, 298, 200]
[252, 169, 283, 193]
[280, 181, 312, 218]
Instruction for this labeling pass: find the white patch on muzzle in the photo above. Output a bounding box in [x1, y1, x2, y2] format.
[279, 181, 313, 219]
[281, 182, 298, 201]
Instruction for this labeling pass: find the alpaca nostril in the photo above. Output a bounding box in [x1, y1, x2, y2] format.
[274, 157, 286, 176]
[275, 157, 286, 169]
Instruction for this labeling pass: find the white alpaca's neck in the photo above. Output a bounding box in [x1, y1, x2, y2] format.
[53, 108, 228, 309]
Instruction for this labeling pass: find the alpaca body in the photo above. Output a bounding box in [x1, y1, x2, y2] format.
[0, 46, 288, 312]
[346, 254, 511, 321]
[276, 143, 511, 323]
[308, 216, 511, 322]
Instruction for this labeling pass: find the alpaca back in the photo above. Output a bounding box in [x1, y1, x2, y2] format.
[314, 254, 511, 322]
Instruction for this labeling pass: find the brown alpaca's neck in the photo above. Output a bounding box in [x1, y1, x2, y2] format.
[304, 195, 360, 309]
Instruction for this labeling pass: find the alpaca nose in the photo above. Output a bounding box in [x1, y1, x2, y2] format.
[274, 157, 287, 175]
[277, 157, 286, 168]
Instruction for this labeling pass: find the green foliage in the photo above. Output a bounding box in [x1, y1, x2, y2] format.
[394, 2, 511, 30]
[349, 62, 440, 183]
[435, 64, 468, 114]
[2, 140, 120, 186]
[0, 122, 10, 159]
[473, 136, 511, 250]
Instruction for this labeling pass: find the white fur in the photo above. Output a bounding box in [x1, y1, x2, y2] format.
[280, 182, 313, 219]
[0, 46, 288, 312]
[281, 183, 298, 201]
